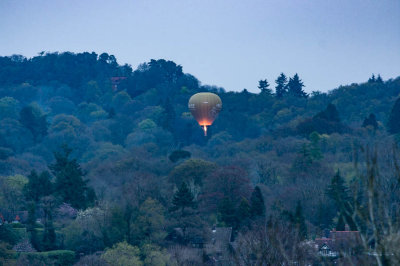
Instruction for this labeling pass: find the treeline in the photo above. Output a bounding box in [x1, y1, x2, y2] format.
[0, 52, 399, 265]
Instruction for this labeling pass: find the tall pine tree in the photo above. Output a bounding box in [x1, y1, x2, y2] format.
[250, 186, 265, 218]
[275, 73, 287, 98]
[170, 182, 196, 216]
[287, 73, 307, 98]
[49, 146, 95, 209]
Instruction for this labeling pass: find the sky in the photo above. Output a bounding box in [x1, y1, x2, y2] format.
[0, 0, 399, 93]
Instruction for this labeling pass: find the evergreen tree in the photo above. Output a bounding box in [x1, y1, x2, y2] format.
[294, 201, 307, 240]
[388, 98, 400, 134]
[376, 74, 383, 84]
[250, 186, 265, 217]
[49, 146, 95, 209]
[315, 103, 340, 123]
[275, 73, 287, 98]
[309, 131, 323, 160]
[237, 197, 251, 221]
[160, 97, 176, 133]
[24, 170, 53, 203]
[41, 196, 56, 251]
[218, 197, 237, 227]
[362, 113, 378, 130]
[368, 74, 376, 83]
[170, 182, 196, 216]
[287, 73, 307, 98]
[258, 79, 271, 94]
[326, 170, 357, 230]
[336, 213, 345, 231]
[26, 202, 40, 250]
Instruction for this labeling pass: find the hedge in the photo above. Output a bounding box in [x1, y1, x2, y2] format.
[18, 250, 75, 266]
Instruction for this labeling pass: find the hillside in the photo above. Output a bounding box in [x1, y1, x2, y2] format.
[0, 52, 399, 265]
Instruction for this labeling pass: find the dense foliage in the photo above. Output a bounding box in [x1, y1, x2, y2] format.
[0, 52, 399, 265]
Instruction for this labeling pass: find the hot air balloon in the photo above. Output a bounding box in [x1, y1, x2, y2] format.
[188, 92, 222, 136]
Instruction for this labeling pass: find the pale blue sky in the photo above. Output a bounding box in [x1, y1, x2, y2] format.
[1, 0, 399, 93]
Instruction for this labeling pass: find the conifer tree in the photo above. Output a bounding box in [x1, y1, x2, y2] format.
[275, 73, 287, 98]
[336, 213, 345, 231]
[287, 73, 307, 98]
[170, 182, 196, 216]
[258, 79, 271, 94]
[376, 74, 383, 84]
[49, 145, 95, 209]
[24, 170, 53, 203]
[388, 98, 400, 134]
[250, 186, 265, 217]
[362, 113, 378, 130]
[294, 201, 307, 240]
[326, 171, 357, 230]
[218, 197, 237, 227]
[368, 74, 376, 83]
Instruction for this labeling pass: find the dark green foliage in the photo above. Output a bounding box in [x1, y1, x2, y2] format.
[368, 74, 376, 83]
[326, 171, 357, 230]
[250, 186, 265, 217]
[171, 182, 196, 216]
[19, 105, 47, 142]
[0, 224, 19, 245]
[362, 113, 378, 130]
[309, 132, 323, 160]
[336, 213, 345, 231]
[169, 150, 191, 163]
[218, 197, 237, 227]
[294, 201, 307, 240]
[388, 97, 400, 134]
[24, 170, 53, 203]
[26, 202, 40, 251]
[236, 197, 251, 227]
[49, 146, 95, 209]
[19, 250, 75, 266]
[275, 73, 288, 98]
[315, 103, 340, 122]
[297, 103, 345, 135]
[258, 79, 271, 94]
[287, 74, 307, 98]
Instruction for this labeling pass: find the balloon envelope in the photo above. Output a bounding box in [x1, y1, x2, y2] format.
[188, 93, 222, 134]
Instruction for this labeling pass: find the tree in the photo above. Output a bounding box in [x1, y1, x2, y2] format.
[236, 197, 251, 228]
[287, 74, 307, 98]
[258, 79, 271, 94]
[309, 131, 323, 160]
[326, 171, 356, 230]
[376, 74, 383, 84]
[170, 182, 196, 216]
[218, 197, 237, 227]
[336, 213, 345, 231]
[41, 196, 57, 251]
[388, 97, 400, 134]
[275, 73, 287, 98]
[362, 113, 378, 130]
[368, 74, 376, 83]
[314, 103, 340, 123]
[101, 241, 142, 266]
[49, 145, 95, 209]
[294, 201, 307, 240]
[250, 186, 265, 218]
[19, 104, 48, 142]
[24, 170, 53, 203]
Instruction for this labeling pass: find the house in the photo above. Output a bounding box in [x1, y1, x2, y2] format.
[314, 226, 362, 257]
[204, 227, 233, 263]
